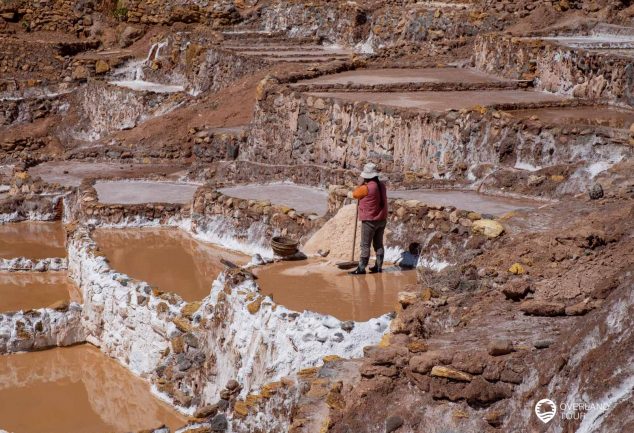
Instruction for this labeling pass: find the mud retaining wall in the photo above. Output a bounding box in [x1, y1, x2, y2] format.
[473, 34, 634, 107]
[247, 88, 632, 195]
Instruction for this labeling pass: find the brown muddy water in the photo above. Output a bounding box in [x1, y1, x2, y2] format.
[0, 272, 81, 312]
[254, 260, 417, 322]
[93, 227, 248, 301]
[0, 345, 186, 433]
[509, 105, 634, 129]
[0, 221, 66, 259]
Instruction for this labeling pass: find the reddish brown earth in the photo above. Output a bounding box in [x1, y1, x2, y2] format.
[325, 194, 634, 433]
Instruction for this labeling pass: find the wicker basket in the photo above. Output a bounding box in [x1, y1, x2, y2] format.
[271, 236, 299, 257]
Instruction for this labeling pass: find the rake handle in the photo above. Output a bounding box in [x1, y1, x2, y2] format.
[351, 201, 359, 262]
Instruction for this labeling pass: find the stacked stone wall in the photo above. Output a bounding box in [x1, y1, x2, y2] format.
[473, 34, 634, 107]
[247, 88, 633, 196]
[116, 0, 240, 27]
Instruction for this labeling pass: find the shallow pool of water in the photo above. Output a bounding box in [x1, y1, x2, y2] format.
[93, 227, 248, 301]
[254, 259, 417, 322]
[0, 272, 81, 312]
[0, 222, 66, 259]
[0, 345, 186, 433]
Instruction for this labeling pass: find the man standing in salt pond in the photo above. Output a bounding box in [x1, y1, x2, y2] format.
[348, 162, 388, 275]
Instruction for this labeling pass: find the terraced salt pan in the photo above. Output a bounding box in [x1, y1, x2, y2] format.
[0, 221, 66, 259]
[0, 345, 186, 433]
[109, 80, 185, 93]
[254, 259, 416, 321]
[0, 272, 81, 312]
[508, 106, 634, 129]
[94, 180, 199, 204]
[29, 161, 187, 187]
[297, 67, 509, 86]
[219, 183, 328, 215]
[308, 90, 567, 111]
[390, 189, 540, 216]
[92, 227, 248, 301]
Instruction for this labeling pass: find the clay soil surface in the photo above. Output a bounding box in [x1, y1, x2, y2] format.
[308, 90, 567, 111]
[0, 222, 66, 259]
[93, 228, 248, 301]
[94, 180, 200, 204]
[254, 259, 416, 321]
[29, 161, 188, 188]
[0, 345, 186, 433]
[0, 272, 81, 312]
[219, 184, 329, 215]
[390, 189, 542, 216]
[297, 67, 508, 86]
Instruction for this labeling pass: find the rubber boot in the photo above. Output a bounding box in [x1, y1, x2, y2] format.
[349, 257, 369, 275]
[369, 254, 384, 274]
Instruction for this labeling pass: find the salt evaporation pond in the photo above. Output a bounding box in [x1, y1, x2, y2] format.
[94, 180, 199, 204]
[93, 227, 248, 301]
[254, 259, 416, 322]
[219, 183, 329, 215]
[297, 67, 509, 86]
[308, 89, 567, 111]
[390, 189, 540, 216]
[508, 105, 634, 129]
[0, 345, 186, 433]
[0, 222, 66, 259]
[0, 272, 81, 312]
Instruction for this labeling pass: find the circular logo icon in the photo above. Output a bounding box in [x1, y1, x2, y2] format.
[535, 399, 557, 424]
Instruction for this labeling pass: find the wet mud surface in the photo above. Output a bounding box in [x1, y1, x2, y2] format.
[0, 345, 187, 433]
[219, 184, 329, 215]
[0, 222, 66, 259]
[254, 259, 417, 322]
[0, 272, 81, 312]
[93, 227, 248, 301]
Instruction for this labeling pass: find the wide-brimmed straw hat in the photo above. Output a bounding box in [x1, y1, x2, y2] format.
[360, 162, 380, 179]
